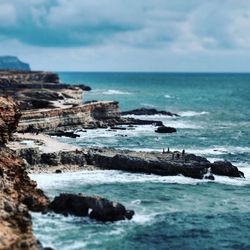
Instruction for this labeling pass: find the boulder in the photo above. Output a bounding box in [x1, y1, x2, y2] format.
[155, 126, 177, 133]
[211, 161, 244, 178]
[49, 193, 135, 222]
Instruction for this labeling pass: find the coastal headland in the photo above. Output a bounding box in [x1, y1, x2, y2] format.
[0, 69, 245, 249]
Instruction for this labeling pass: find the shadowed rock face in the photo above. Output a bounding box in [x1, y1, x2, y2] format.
[49, 193, 134, 222]
[0, 97, 49, 250]
[0, 97, 21, 144]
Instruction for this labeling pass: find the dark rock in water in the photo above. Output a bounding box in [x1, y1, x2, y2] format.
[0, 56, 30, 71]
[55, 169, 62, 174]
[211, 161, 245, 178]
[155, 126, 177, 133]
[49, 131, 80, 138]
[204, 174, 215, 180]
[110, 126, 127, 130]
[87, 148, 244, 180]
[122, 108, 179, 117]
[49, 193, 134, 222]
[92, 153, 209, 179]
[124, 118, 163, 127]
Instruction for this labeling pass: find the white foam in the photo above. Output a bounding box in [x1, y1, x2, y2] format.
[30, 168, 250, 190]
[187, 146, 250, 156]
[178, 111, 209, 117]
[164, 94, 172, 99]
[102, 89, 133, 95]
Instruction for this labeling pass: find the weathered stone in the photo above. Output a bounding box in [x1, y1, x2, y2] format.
[0, 97, 49, 250]
[49, 193, 135, 222]
[155, 126, 177, 133]
[211, 161, 244, 178]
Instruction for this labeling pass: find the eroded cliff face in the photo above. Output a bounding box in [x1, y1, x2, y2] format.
[0, 97, 49, 250]
[18, 101, 121, 132]
[0, 70, 91, 110]
[0, 97, 21, 144]
[0, 70, 59, 83]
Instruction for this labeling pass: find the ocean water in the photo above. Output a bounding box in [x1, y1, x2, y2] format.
[31, 73, 250, 249]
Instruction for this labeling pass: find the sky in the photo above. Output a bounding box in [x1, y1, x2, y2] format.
[0, 0, 250, 72]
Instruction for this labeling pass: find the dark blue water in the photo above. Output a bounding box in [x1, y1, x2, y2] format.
[32, 73, 250, 250]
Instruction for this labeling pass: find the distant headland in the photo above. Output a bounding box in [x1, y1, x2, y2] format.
[0, 56, 30, 71]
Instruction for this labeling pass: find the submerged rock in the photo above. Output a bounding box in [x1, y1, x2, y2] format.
[49, 193, 135, 222]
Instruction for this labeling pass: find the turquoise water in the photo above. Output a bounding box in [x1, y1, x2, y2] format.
[32, 73, 250, 249]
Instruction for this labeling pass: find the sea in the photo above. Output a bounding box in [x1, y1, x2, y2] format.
[31, 73, 250, 250]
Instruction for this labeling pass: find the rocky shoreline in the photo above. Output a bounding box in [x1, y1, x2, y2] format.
[0, 97, 135, 250]
[13, 144, 244, 180]
[0, 70, 246, 249]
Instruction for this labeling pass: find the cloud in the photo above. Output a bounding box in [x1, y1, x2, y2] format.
[0, 0, 250, 71]
[0, 0, 250, 51]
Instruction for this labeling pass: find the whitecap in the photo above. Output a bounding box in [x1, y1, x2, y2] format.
[187, 146, 250, 156]
[178, 111, 209, 117]
[164, 94, 172, 99]
[102, 89, 133, 95]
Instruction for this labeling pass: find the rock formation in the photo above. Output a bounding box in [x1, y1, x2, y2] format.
[14, 146, 244, 180]
[0, 56, 30, 71]
[155, 126, 177, 133]
[0, 97, 21, 144]
[122, 108, 179, 116]
[18, 101, 121, 131]
[0, 97, 49, 250]
[87, 148, 244, 179]
[49, 193, 134, 222]
[0, 70, 92, 110]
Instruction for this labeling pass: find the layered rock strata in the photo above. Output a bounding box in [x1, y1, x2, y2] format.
[18, 101, 121, 132]
[0, 97, 49, 250]
[0, 70, 90, 110]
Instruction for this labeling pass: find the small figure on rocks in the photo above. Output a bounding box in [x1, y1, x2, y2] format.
[167, 147, 170, 153]
[182, 149, 185, 156]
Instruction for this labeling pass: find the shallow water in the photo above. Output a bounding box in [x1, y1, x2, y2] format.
[32, 73, 250, 249]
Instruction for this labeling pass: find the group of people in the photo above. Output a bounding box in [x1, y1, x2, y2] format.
[162, 148, 185, 160]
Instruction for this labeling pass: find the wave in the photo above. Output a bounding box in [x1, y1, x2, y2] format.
[30, 168, 250, 191]
[187, 146, 250, 156]
[164, 94, 172, 99]
[179, 111, 209, 117]
[102, 89, 133, 95]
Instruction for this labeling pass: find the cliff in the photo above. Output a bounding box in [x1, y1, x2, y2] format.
[0, 56, 30, 71]
[0, 70, 59, 84]
[0, 97, 21, 144]
[0, 97, 49, 250]
[18, 101, 121, 132]
[0, 70, 91, 110]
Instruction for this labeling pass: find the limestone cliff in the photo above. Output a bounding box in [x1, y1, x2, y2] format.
[18, 101, 121, 131]
[0, 97, 49, 250]
[0, 70, 92, 111]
